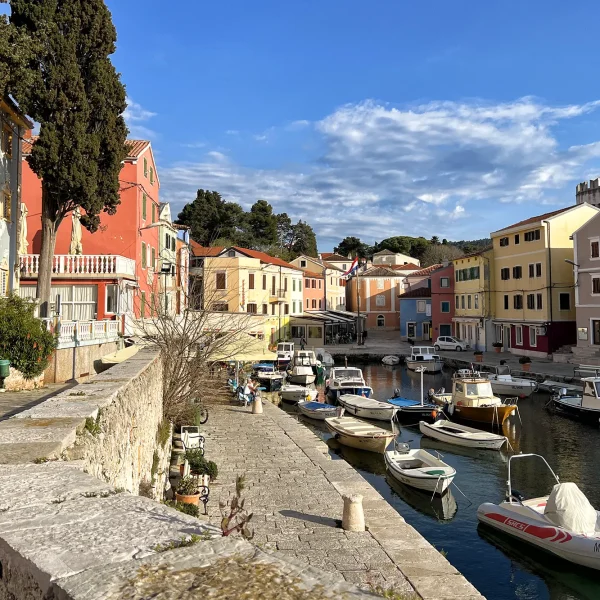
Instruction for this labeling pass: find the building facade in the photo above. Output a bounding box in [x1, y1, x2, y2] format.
[372, 249, 420, 267]
[303, 270, 325, 311]
[451, 250, 494, 351]
[576, 178, 600, 208]
[291, 255, 345, 311]
[398, 287, 432, 341]
[491, 205, 600, 357]
[430, 264, 455, 340]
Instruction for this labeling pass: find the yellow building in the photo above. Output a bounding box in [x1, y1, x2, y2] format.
[189, 244, 303, 345]
[291, 255, 346, 310]
[491, 204, 600, 357]
[452, 249, 494, 351]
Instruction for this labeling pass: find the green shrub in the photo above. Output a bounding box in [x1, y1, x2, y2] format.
[0, 295, 57, 378]
[163, 500, 200, 518]
[156, 419, 171, 448]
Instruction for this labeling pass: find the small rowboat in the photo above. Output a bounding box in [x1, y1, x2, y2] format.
[338, 394, 397, 421]
[384, 446, 456, 495]
[325, 417, 395, 454]
[297, 401, 338, 420]
[386, 397, 438, 420]
[280, 385, 318, 404]
[382, 355, 400, 366]
[419, 419, 507, 450]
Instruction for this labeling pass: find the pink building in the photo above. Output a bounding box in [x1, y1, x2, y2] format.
[430, 264, 455, 339]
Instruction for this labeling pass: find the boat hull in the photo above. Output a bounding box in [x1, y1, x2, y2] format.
[327, 387, 372, 400]
[297, 401, 337, 420]
[325, 422, 393, 454]
[338, 398, 396, 421]
[490, 380, 535, 397]
[419, 421, 506, 450]
[551, 396, 600, 424]
[478, 502, 600, 571]
[452, 404, 516, 425]
[385, 451, 455, 494]
[288, 373, 316, 385]
[406, 359, 443, 373]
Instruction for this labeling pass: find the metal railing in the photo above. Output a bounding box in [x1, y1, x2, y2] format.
[20, 254, 136, 277]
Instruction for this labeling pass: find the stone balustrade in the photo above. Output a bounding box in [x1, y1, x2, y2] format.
[20, 254, 136, 278]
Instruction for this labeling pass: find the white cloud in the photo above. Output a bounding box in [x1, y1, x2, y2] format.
[123, 97, 157, 139]
[161, 97, 600, 248]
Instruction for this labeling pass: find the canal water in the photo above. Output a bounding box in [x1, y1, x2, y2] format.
[282, 364, 600, 600]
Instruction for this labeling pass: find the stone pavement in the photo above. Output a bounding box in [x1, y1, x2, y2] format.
[202, 399, 484, 599]
[0, 383, 73, 421]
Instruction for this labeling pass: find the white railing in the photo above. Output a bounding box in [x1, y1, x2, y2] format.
[58, 321, 76, 344]
[20, 254, 136, 277]
[47, 319, 123, 348]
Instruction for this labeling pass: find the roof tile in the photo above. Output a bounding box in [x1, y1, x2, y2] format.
[125, 140, 150, 159]
[406, 264, 442, 277]
[492, 207, 572, 234]
[399, 287, 432, 298]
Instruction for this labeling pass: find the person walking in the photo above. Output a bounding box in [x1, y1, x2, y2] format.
[300, 336, 307, 350]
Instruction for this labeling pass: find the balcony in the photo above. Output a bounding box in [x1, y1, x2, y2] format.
[44, 318, 123, 349]
[269, 288, 287, 303]
[20, 254, 136, 279]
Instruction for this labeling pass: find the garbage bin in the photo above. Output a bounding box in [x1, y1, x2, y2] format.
[0, 360, 10, 378]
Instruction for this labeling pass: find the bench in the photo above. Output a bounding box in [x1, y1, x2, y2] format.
[574, 364, 600, 378]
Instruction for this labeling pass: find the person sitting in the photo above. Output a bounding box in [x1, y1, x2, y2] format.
[242, 379, 257, 406]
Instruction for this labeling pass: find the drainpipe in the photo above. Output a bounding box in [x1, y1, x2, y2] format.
[543, 220, 553, 352]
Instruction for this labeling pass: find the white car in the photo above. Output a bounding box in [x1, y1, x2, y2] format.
[434, 336, 469, 351]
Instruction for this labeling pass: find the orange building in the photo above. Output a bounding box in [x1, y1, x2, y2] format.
[302, 270, 325, 310]
[20, 139, 160, 320]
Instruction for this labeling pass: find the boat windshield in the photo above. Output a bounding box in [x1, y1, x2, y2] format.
[334, 369, 361, 379]
[296, 356, 312, 366]
[466, 382, 493, 396]
[278, 344, 293, 353]
[585, 380, 600, 397]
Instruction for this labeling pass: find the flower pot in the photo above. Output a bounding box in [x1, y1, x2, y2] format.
[175, 491, 200, 506]
[494, 347, 501, 353]
[475, 355, 483, 363]
[521, 363, 531, 372]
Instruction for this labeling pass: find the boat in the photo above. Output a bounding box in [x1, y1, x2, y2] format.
[280, 385, 318, 404]
[482, 365, 538, 398]
[386, 397, 439, 420]
[276, 342, 294, 369]
[326, 366, 372, 400]
[338, 394, 397, 421]
[478, 453, 600, 571]
[384, 442, 456, 495]
[101, 344, 139, 365]
[297, 401, 338, 420]
[324, 416, 395, 454]
[430, 374, 517, 427]
[382, 355, 400, 366]
[405, 346, 443, 374]
[419, 419, 507, 450]
[253, 362, 284, 392]
[286, 353, 317, 385]
[538, 380, 582, 395]
[549, 378, 600, 425]
[314, 348, 335, 367]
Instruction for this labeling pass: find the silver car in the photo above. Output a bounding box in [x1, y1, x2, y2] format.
[434, 336, 469, 351]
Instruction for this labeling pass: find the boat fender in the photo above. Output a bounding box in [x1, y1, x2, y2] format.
[333, 433, 340, 440]
[447, 403, 454, 416]
[430, 410, 438, 419]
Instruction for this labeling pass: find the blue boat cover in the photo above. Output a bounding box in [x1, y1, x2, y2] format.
[386, 397, 419, 407]
[302, 402, 336, 410]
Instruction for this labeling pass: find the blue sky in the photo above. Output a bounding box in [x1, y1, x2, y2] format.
[31, 2, 600, 248]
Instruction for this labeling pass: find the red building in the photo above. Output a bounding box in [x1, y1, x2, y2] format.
[20, 139, 160, 321]
[430, 263, 455, 339]
[303, 271, 325, 310]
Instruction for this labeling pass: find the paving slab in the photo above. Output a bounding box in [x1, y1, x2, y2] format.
[0, 383, 72, 421]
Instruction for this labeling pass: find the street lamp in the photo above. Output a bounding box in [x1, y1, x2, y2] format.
[565, 259, 580, 268]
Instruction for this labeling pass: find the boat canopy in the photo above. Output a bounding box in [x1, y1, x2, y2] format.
[454, 379, 494, 398]
[582, 378, 600, 411]
[332, 367, 363, 379]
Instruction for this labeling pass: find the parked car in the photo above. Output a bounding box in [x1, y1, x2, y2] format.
[434, 336, 469, 351]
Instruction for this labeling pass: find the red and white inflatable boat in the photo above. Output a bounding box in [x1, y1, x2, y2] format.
[478, 454, 600, 571]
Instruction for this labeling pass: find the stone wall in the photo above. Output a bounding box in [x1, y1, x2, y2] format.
[3, 367, 45, 391]
[44, 340, 120, 383]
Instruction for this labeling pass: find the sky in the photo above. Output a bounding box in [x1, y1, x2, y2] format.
[22, 1, 600, 250]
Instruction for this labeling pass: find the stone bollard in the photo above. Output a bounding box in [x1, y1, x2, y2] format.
[342, 493, 365, 531]
[252, 395, 263, 414]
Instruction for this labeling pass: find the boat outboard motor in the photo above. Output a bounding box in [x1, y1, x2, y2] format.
[393, 388, 401, 398]
[394, 440, 410, 454]
[507, 489, 525, 503]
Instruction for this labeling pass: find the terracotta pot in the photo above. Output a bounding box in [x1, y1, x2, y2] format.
[175, 491, 200, 506]
[521, 363, 531, 372]
[494, 347, 501, 353]
[475, 354, 483, 363]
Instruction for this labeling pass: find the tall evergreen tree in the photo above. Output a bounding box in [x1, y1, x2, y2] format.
[290, 220, 318, 257]
[247, 200, 278, 248]
[7, 0, 127, 316]
[334, 236, 370, 258]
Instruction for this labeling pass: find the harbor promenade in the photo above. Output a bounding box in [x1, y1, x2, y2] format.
[201, 398, 484, 599]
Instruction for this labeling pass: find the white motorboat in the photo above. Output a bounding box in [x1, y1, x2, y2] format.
[280, 385, 318, 404]
[325, 416, 395, 454]
[478, 453, 600, 571]
[314, 348, 335, 367]
[338, 394, 397, 421]
[253, 362, 284, 392]
[419, 419, 507, 450]
[286, 353, 316, 385]
[276, 342, 294, 369]
[297, 401, 338, 420]
[326, 366, 372, 400]
[483, 365, 537, 398]
[382, 355, 400, 366]
[550, 378, 600, 425]
[405, 346, 443, 374]
[384, 443, 456, 495]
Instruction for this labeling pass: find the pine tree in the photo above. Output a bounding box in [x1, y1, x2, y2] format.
[7, 0, 127, 316]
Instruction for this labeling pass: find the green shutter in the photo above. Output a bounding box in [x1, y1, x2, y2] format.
[150, 167, 154, 184]
[152, 203, 155, 223]
[141, 292, 146, 318]
[142, 242, 147, 268]
[144, 157, 148, 177]
[143, 193, 147, 220]
[151, 247, 156, 270]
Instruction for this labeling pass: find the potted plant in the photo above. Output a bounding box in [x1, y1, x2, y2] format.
[175, 476, 200, 506]
[473, 350, 484, 363]
[519, 356, 532, 372]
[183, 448, 205, 476]
[492, 342, 502, 354]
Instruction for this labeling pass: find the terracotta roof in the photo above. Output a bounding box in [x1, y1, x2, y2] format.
[389, 263, 421, 271]
[362, 266, 405, 277]
[454, 247, 492, 260]
[320, 253, 348, 261]
[406, 264, 442, 277]
[21, 135, 39, 156]
[172, 223, 191, 230]
[125, 140, 151, 159]
[492, 207, 573, 234]
[302, 270, 324, 279]
[399, 287, 431, 298]
[232, 247, 302, 271]
[322, 261, 343, 271]
[190, 242, 224, 257]
[373, 249, 395, 255]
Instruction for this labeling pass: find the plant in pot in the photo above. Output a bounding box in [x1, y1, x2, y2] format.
[473, 350, 484, 363]
[182, 448, 205, 477]
[492, 342, 502, 353]
[175, 476, 200, 506]
[519, 356, 532, 371]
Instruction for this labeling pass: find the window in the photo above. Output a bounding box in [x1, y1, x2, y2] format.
[284, 278, 288, 292]
[228, 250, 235, 257]
[143, 157, 148, 177]
[262, 304, 268, 314]
[514, 295, 523, 310]
[142, 193, 147, 220]
[377, 315, 385, 327]
[249, 274, 255, 290]
[312, 279, 316, 289]
[536, 263, 542, 277]
[461, 295, 465, 309]
[263, 275, 267, 290]
[271, 276, 276, 295]
[299, 280, 302, 292]
[500, 268, 510, 280]
[499, 237, 509, 247]
[306, 298, 309, 309]
[292, 279, 296, 292]
[305, 278, 310, 289]
[524, 229, 541, 242]
[247, 303, 257, 314]
[528, 264, 535, 278]
[141, 242, 147, 268]
[106, 285, 119, 314]
[151, 247, 156, 270]
[318, 299, 323, 309]
[152, 203, 155, 223]
[504, 295, 509, 310]
[591, 240, 599, 259]
[213, 302, 229, 312]
[526, 294, 535, 310]
[300, 260, 306, 268]
[440, 277, 450, 288]
[312, 299, 317, 309]
[376, 294, 385, 306]
[593, 278, 600, 295]
[536, 293, 543, 310]
[441, 301, 450, 313]
[514, 234, 520, 245]
[292, 326, 306, 338]
[529, 327, 537, 347]
[515, 325, 523, 345]
[141, 291, 146, 318]
[467, 295, 472, 309]
[150, 167, 154, 185]
[309, 326, 322, 339]
[512, 266, 522, 279]
[417, 300, 426, 313]
[474, 295, 479, 309]
[455, 295, 459, 309]
[377, 278, 384, 289]
[216, 272, 226, 290]
[559, 293, 570, 311]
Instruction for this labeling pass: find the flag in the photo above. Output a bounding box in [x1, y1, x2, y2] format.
[342, 257, 359, 278]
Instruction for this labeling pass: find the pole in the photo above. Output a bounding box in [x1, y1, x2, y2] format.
[420, 367, 424, 406]
[356, 263, 361, 345]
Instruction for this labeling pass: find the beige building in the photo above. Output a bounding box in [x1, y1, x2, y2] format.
[292, 255, 346, 311]
[372, 249, 420, 267]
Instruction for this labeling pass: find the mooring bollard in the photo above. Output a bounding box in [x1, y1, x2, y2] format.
[342, 493, 365, 531]
[252, 395, 263, 414]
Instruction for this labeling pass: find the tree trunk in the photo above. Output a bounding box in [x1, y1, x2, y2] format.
[36, 187, 57, 318]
